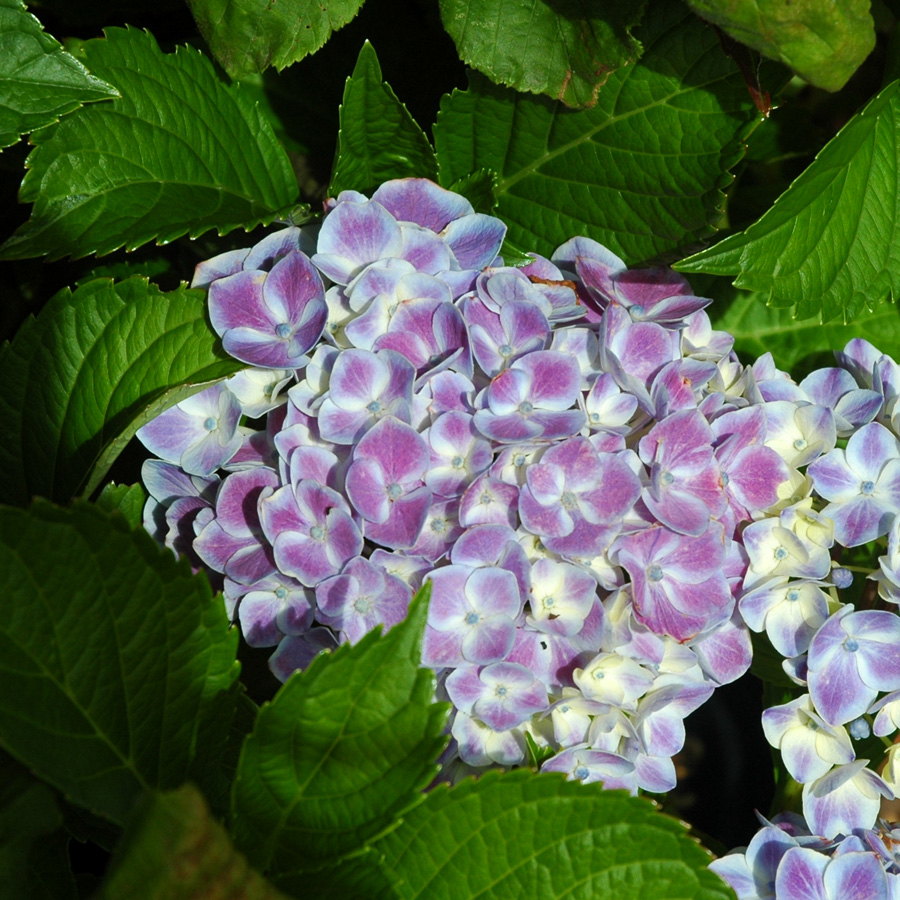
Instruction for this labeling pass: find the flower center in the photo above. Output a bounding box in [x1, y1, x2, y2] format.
[354, 596, 372, 613]
[367, 400, 383, 414]
[480, 492, 493, 505]
[518, 401, 534, 415]
[495, 686, 508, 697]
[451, 455, 464, 468]
[203, 417, 217, 431]
[630, 305, 645, 318]
[561, 491, 578, 509]
[310, 525, 325, 540]
[844, 638, 859, 652]
[793, 438, 808, 451]
[465, 611, 480, 625]
[274, 587, 288, 600]
[660, 470, 675, 486]
[721, 472, 730, 486]
[543, 596, 555, 608]
[861, 480, 876, 495]
[647, 564, 664, 582]
[786, 589, 800, 602]
[387, 483, 403, 500]
[498, 343, 513, 357]
[774, 546, 788, 560]
[275, 322, 292, 339]
[430, 517, 447, 533]
[575, 765, 590, 780]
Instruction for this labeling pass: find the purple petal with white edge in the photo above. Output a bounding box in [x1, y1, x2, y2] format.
[245, 225, 313, 270]
[428, 564, 478, 629]
[473, 410, 544, 444]
[803, 761, 891, 837]
[824, 851, 889, 900]
[397, 223, 453, 273]
[809, 649, 873, 725]
[473, 664, 548, 731]
[846, 421, 900, 481]
[483, 366, 531, 415]
[354, 415, 429, 484]
[459, 475, 519, 528]
[365, 486, 432, 550]
[269, 628, 338, 682]
[312, 199, 404, 284]
[444, 665, 486, 714]
[461, 615, 517, 664]
[328, 348, 390, 408]
[691, 612, 752, 684]
[808, 450, 861, 503]
[516, 351, 582, 409]
[372, 177, 473, 232]
[239, 593, 285, 647]
[707, 854, 755, 899]
[208, 270, 270, 333]
[263, 249, 326, 325]
[442, 213, 506, 269]
[466, 565, 522, 618]
[421, 626, 465, 668]
[774, 847, 829, 900]
[191, 246, 248, 288]
[800, 367, 860, 406]
[345, 457, 390, 523]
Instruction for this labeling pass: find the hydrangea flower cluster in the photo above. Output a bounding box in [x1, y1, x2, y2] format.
[138, 178, 900, 875]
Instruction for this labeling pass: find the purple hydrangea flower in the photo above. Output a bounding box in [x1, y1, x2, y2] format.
[808, 421, 900, 547]
[137, 382, 244, 477]
[208, 249, 328, 368]
[807, 606, 900, 726]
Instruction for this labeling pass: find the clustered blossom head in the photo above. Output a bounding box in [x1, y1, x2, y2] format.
[139, 178, 900, 881]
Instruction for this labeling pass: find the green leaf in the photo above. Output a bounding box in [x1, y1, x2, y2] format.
[95, 785, 292, 900]
[685, 0, 874, 92]
[0, 751, 75, 900]
[0, 0, 118, 149]
[231, 585, 449, 876]
[0, 276, 242, 507]
[375, 769, 734, 900]
[0, 27, 297, 261]
[439, 0, 646, 108]
[434, 1, 759, 264]
[329, 42, 438, 197]
[0, 501, 240, 825]
[677, 81, 900, 324]
[187, 0, 365, 80]
[708, 285, 900, 371]
[95, 483, 147, 528]
[446, 169, 498, 215]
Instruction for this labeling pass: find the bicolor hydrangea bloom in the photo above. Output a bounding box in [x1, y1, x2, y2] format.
[137, 178, 900, 874]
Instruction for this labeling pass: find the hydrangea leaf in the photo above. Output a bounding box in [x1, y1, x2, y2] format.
[439, 0, 646, 109]
[709, 286, 900, 371]
[374, 769, 733, 900]
[0, 277, 242, 507]
[95, 785, 291, 900]
[685, 0, 874, 92]
[0, 501, 240, 825]
[0, 27, 298, 261]
[677, 81, 900, 324]
[186, 0, 365, 80]
[446, 169, 498, 215]
[434, 1, 759, 264]
[231, 585, 449, 876]
[0, 0, 118, 149]
[0, 751, 75, 900]
[95, 483, 147, 528]
[329, 41, 438, 198]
